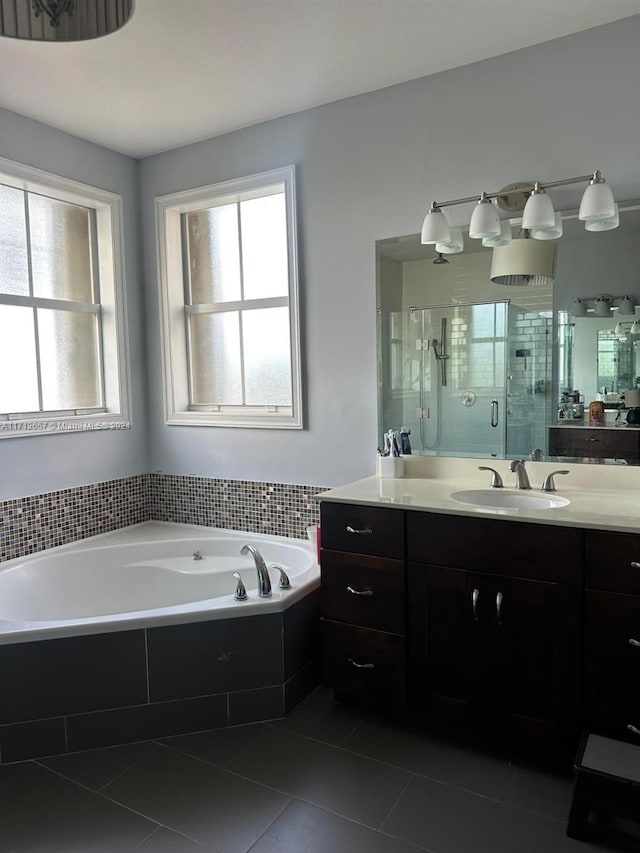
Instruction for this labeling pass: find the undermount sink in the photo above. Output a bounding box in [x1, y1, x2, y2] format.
[450, 489, 570, 510]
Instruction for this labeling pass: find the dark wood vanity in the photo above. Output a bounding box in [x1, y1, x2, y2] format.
[548, 424, 640, 461]
[320, 500, 640, 755]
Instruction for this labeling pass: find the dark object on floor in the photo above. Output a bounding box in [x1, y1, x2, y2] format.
[567, 732, 640, 843]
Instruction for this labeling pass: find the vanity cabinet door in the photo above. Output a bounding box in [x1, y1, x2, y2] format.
[584, 590, 640, 742]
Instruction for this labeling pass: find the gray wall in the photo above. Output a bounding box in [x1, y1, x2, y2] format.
[140, 16, 640, 488]
[2, 17, 640, 500]
[0, 108, 147, 501]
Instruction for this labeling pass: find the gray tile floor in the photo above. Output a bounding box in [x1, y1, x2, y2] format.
[0, 686, 637, 852]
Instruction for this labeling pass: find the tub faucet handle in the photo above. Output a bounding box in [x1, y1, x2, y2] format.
[232, 572, 248, 601]
[270, 563, 291, 590]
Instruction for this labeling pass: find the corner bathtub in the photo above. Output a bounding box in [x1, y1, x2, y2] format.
[0, 521, 319, 644]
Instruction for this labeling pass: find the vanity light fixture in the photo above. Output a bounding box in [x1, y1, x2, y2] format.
[482, 220, 512, 248]
[571, 294, 636, 319]
[585, 203, 620, 232]
[0, 0, 135, 41]
[435, 226, 464, 254]
[420, 170, 618, 245]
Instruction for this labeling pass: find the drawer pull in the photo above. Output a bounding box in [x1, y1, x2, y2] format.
[348, 657, 375, 670]
[496, 591, 504, 626]
[627, 724, 640, 736]
[629, 638, 640, 647]
[586, 437, 600, 442]
[346, 525, 373, 535]
[631, 562, 640, 570]
[346, 586, 373, 597]
[472, 588, 479, 621]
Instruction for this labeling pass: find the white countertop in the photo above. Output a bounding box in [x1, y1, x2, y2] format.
[319, 456, 640, 534]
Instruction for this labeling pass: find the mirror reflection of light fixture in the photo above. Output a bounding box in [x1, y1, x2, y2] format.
[490, 237, 557, 287]
[530, 211, 564, 241]
[435, 226, 464, 254]
[571, 294, 636, 319]
[482, 220, 512, 248]
[420, 170, 618, 245]
[631, 319, 640, 335]
[0, 1, 135, 41]
[585, 203, 620, 232]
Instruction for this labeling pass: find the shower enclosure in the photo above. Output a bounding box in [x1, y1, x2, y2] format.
[379, 300, 551, 459]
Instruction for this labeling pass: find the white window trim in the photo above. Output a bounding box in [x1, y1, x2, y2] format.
[0, 156, 132, 439]
[155, 165, 303, 429]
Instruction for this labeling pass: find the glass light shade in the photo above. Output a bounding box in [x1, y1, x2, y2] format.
[421, 208, 450, 245]
[630, 320, 640, 335]
[593, 298, 611, 317]
[490, 239, 557, 287]
[522, 190, 555, 230]
[469, 198, 500, 239]
[618, 294, 635, 315]
[482, 220, 512, 248]
[531, 212, 564, 241]
[572, 299, 587, 318]
[435, 226, 464, 254]
[585, 203, 619, 232]
[578, 180, 616, 221]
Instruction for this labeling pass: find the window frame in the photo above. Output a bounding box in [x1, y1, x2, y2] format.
[156, 165, 303, 429]
[0, 156, 131, 439]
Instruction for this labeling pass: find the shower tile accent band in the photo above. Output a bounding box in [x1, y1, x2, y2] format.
[0, 474, 326, 563]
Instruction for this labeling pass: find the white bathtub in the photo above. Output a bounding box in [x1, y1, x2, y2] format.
[0, 522, 319, 644]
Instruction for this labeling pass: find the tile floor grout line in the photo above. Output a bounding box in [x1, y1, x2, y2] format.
[501, 763, 518, 804]
[377, 770, 415, 831]
[133, 823, 163, 850]
[31, 755, 166, 829]
[244, 795, 297, 853]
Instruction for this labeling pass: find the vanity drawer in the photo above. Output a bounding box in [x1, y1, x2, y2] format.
[584, 590, 640, 738]
[320, 502, 405, 559]
[586, 530, 640, 595]
[322, 619, 406, 706]
[407, 512, 583, 584]
[321, 550, 405, 634]
[548, 427, 640, 460]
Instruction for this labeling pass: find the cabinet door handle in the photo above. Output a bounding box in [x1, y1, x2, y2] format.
[472, 588, 479, 621]
[346, 586, 373, 597]
[346, 526, 373, 535]
[627, 724, 640, 736]
[586, 437, 600, 442]
[629, 638, 640, 647]
[496, 591, 504, 626]
[631, 562, 640, 569]
[348, 657, 375, 670]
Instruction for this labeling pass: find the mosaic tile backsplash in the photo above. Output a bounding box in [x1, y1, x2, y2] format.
[0, 474, 327, 563]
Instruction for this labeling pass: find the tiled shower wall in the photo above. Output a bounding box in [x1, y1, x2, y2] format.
[0, 474, 326, 563]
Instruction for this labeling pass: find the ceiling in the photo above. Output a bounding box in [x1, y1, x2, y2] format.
[0, 0, 638, 159]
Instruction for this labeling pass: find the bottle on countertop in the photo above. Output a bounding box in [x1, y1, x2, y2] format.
[588, 400, 605, 426]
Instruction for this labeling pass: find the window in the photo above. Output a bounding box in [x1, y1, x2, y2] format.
[0, 157, 130, 437]
[156, 166, 302, 429]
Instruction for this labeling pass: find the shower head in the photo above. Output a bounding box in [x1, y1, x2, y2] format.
[433, 252, 449, 265]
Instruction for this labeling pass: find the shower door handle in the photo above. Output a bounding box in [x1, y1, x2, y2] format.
[491, 400, 499, 428]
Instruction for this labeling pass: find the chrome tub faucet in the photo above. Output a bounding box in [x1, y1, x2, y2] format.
[240, 544, 272, 597]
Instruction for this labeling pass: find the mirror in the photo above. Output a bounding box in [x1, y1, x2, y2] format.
[377, 201, 640, 464]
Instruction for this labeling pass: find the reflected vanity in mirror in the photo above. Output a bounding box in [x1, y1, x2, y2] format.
[377, 201, 640, 464]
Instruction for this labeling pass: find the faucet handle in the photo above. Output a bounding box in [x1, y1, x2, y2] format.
[232, 572, 248, 601]
[270, 563, 291, 590]
[478, 466, 503, 488]
[541, 470, 570, 492]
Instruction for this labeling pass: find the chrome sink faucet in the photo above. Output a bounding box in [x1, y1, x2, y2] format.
[509, 459, 531, 490]
[240, 544, 272, 597]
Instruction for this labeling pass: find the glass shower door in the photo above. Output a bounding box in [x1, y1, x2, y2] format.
[416, 302, 508, 458]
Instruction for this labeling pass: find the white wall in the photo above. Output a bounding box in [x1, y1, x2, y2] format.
[139, 16, 640, 488]
[0, 108, 147, 501]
